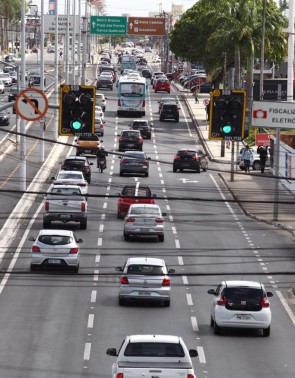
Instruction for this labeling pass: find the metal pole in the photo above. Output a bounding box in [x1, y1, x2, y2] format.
[72, 0, 76, 84]
[82, 16, 87, 85]
[287, 0, 294, 102]
[230, 140, 235, 182]
[259, 0, 266, 100]
[20, 0, 26, 192]
[40, 2, 45, 162]
[78, 0, 81, 84]
[54, 0, 59, 141]
[273, 128, 280, 221]
[15, 65, 20, 150]
[66, 0, 70, 83]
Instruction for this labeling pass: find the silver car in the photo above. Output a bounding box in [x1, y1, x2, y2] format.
[123, 204, 166, 242]
[0, 73, 12, 86]
[115, 257, 175, 306]
[119, 151, 150, 177]
[29, 229, 83, 272]
[0, 79, 4, 93]
[52, 170, 88, 195]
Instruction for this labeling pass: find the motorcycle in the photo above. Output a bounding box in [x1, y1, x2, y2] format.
[97, 157, 106, 173]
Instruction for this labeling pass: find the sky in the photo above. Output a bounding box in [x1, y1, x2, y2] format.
[33, 0, 197, 17]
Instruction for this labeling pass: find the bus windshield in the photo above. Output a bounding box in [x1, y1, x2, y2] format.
[120, 83, 145, 97]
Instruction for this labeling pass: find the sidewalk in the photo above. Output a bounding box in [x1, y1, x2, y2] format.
[173, 82, 295, 237]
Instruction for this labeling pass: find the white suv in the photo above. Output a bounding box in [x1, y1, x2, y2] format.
[95, 93, 107, 112]
[208, 280, 273, 337]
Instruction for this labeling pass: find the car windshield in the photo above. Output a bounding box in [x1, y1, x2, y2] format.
[224, 287, 263, 301]
[58, 173, 83, 180]
[38, 235, 72, 245]
[124, 342, 185, 357]
[50, 187, 81, 195]
[130, 207, 160, 215]
[127, 265, 165, 275]
[122, 187, 151, 197]
[122, 131, 139, 137]
[177, 150, 195, 157]
[133, 122, 148, 126]
[64, 160, 85, 167]
[124, 152, 145, 159]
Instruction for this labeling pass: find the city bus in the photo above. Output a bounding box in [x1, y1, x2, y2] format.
[117, 75, 148, 116]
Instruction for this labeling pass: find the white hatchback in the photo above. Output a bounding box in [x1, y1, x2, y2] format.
[208, 280, 273, 336]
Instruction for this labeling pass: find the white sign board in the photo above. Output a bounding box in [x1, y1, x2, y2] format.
[44, 15, 80, 34]
[252, 101, 295, 129]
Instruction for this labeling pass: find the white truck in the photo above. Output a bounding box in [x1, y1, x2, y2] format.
[43, 185, 88, 229]
[106, 334, 198, 378]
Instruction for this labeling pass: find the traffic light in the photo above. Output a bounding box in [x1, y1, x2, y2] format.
[59, 85, 96, 136]
[209, 89, 246, 141]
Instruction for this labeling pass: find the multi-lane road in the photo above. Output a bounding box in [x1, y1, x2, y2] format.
[0, 55, 294, 378]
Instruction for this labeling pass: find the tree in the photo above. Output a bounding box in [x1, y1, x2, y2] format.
[0, 0, 22, 52]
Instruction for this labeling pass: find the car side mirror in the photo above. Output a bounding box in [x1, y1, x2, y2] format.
[74, 139, 77, 142]
[28, 236, 35, 241]
[150, 123, 153, 127]
[116, 192, 120, 196]
[106, 348, 117, 356]
[100, 140, 103, 143]
[207, 289, 216, 295]
[189, 349, 198, 357]
[77, 238, 83, 243]
[89, 162, 93, 165]
[152, 194, 157, 198]
[115, 267, 123, 272]
[162, 212, 167, 216]
[103, 121, 106, 124]
[267, 292, 273, 297]
[51, 176, 56, 180]
[168, 268, 175, 274]
[147, 157, 151, 160]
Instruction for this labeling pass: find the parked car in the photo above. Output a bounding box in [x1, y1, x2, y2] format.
[8, 70, 17, 83]
[123, 204, 166, 242]
[29, 229, 82, 272]
[95, 105, 104, 120]
[47, 45, 55, 53]
[51, 170, 88, 195]
[8, 88, 18, 113]
[4, 55, 15, 63]
[28, 69, 46, 86]
[115, 257, 175, 305]
[129, 119, 152, 139]
[0, 109, 10, 126]
[173, 149, 208, 173]
[191, 81, 214, 94]
[96, 92, 107, 111]
[119, 130, 143, 152]
[159, 103, 179, 122]
[0, 73, 12, 86]
[117, 184, 156, 219]
[0, 79, 4, 94]
[154, 78, 171, 93]
[119, 151, 150, 177]
[208, 280, 273, 336]
[60, 155, 93, 184]
[237, 146, 270, 171]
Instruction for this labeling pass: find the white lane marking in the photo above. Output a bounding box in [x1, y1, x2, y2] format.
[106, 186, 110, 191]
[83, 343, 91, 360]
[158, 166, 161, 171]
[169, 215, 174, 222]
[175, 239, 180, 249]
[210, 174, 235, 214]
[178, 256, 184, 265]
[186, 293, 193, 306]
[161, 180, 165, 185]
[91, 290, 97, 303]
[191, 316, 199, 332]
[103, 202, 107, 209]
[135, 180, 140, 196]
[182, 275, 188, 285]
[166, 204, 170, 211]
[95, 255, 101, 264]
[108, 178, 112, 183]
[93, 270, 99, 281]
[99, 224, 104, 233]
[111, 165, 114, 170]
[171, 226, 177, 234]
[97, 238, 102, 246]
[178, 99, 193, 137]
[101, 214, 105, 220]
[87, 314, 94, 328]
[159, 173, 163, 178]
[276, 290, 295, 326]
[162, 187, 165, 192]
[197, 346, 206, 363]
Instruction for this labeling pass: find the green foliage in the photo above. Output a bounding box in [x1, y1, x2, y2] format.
[0, 0, 22, 21]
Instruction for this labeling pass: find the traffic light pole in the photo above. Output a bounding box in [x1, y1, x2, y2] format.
[39, 0, 45, 162]
[230, 141, 235, 182]
[20, 0, 26, 192]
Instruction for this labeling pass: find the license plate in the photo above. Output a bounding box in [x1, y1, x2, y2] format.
[139, 291, 151, 295]
[85, 150, 91, 153]
[237, 314, 251, 320]
[127, 144, 134, 147]
[48, 259, 61, 264]
[60, 214, 70, 219]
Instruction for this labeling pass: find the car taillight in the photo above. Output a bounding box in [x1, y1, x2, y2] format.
[260, 295, 270, 308]
[120, 276, 129, 285]
[162, 277, 170, 286]
[121, 159, 127, 164]
[100, 124, 104, 128]
[174, 156, 180, 160]
[102, 99, 106, 103]
[155, 218, 164, 224]
[81, 202, 86, 212]
[217, 294, 227, 306]
[32, 245, 40, 253]
[139, 136, 143, 143]
[45, 201, 49, 211]
[76, 141, 79, 145]
[69, 248, 79, 254]
[79, 183, 86, 187]
[142, 100, 145, 107]
[126, 217, 135, 223]
[118, 99, 121, 106]
[193, 156, 199, 160]
[187, 374, 195, 378]
[119, 136, 124, 141]
[143, 160, 149, 165]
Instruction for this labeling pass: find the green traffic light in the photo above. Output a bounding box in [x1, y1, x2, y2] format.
[72, 120, 83, 130]
[222, 124, 232, 134]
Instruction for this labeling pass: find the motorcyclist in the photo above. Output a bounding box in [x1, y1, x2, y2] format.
[96, 146, 108, 169]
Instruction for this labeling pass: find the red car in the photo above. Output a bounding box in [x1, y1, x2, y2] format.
[154, 78, 171, 93]
[117, 184, 156, 219]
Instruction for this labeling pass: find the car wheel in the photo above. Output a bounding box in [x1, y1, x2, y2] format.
[173, 167, 177, 173]
[163, 299, 170, 307]
[43, 219, 51, 228]
[80, 219, 87, 230]
[180, 169, 183, 172]
[120, 172, 123, 177]
[155, 90, 157, 93]
[124, 232, 130, 241]
[119, 297, 125, 306]
[117, 211, 124, 219]
[145, 172, 149, 177]
[175, 118, 179, 122]
[73, 265, 79, 273]
[210, 316, 214, 327]
[167, 91, 170, 94]
[30, 264, 38, 272]
[253, 161, 261, 171]
[158, 234, 164, 242]
[214, 320, 221, 335]
[203, 165, 207, 172]
[263, 326, 270, 337]
[196, 168, 201, 173]
[76, 152, 80, 156]
[159, 117, 163, 122]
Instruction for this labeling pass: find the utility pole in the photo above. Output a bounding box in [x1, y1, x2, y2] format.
[20, 0, 26, 192]
[40, 0, 45, 162]
[54, 0, 59, 141]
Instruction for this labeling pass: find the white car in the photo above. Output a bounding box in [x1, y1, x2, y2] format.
[94, 115, 104, 136]
[95, 105, 104, 120]
[51, 170, 88, 195]
[124, 204, 166, 242]
[0, 73, 12, 86]
[0, 79, 4, 93]
[115, 257, 175, 306]
[96, 92, 107, 112]
[208, 280, 273, 336]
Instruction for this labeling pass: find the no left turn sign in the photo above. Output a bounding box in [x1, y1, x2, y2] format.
[15, 88, 49, 122]
[203, 99, 210, 106]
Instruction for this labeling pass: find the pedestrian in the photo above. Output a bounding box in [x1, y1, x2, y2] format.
[257, 145, 268, 173]
[91, 54, 94, 64]
[193, 89, 199, 104]
[59, 50, 63, 59]
[242, 145, 252, 173]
